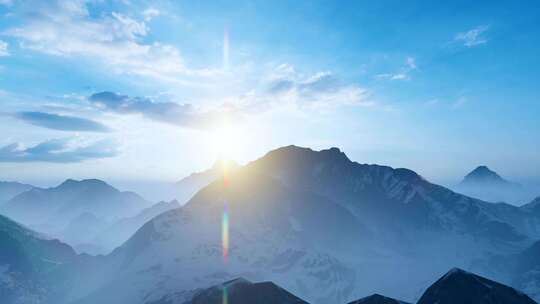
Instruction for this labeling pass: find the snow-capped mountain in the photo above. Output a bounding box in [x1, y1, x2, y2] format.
[65, 146, 540, 304]
[70, 167, 366, 304]
[147, 277, 309, 304]
[0, 181, 34, 205]
[347, 294, 410, 304]
[416, 268, 537, 304]
[0, 179, 151, 249]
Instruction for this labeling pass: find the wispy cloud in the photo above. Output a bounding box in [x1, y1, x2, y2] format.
[0, 138, 117, 163]
[0, 40, 9, 56]
[14, 111, 110, 132]
[375, 57, 417, 81]
[5, 0, 216, 82]
[454, 25, 489, 47]
[88, 92, 234, 130]
[262, 67, 371, 108]
[142, 8, 160, 21]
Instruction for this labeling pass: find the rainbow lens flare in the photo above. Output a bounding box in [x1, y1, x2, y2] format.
[222, 286, 228, 304]
[222, 200, 229, 263]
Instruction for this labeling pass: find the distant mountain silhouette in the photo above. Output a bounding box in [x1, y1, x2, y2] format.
[91, 200, 180, 253]
[347, 294, 410, 304]
[0, 181, 33, 204]
[0, 179, 151, 251]
[455, 166, 527, 204]
[417, 268, 537, 304]
[462, 166, 510, 185]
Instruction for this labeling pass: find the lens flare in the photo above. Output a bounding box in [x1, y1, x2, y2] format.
[222, 286, 228, 304]
[222, 200, 229, 263]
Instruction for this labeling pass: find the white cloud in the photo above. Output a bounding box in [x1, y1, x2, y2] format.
[0, 40, 9, 56]
[250, 65, 372, 110]
[375, 57, 417, 81]
[406, 57, 417, 70]
[5, 0, 217, 82]
[454, 25, 489, 47]
[142, 8, 160, 21]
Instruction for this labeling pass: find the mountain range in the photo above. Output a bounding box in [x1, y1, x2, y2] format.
[62, 146, 540, 303]
[1, 145, 540, 303]
[0, 179, 154, 254]
[0, 181, 33, 204]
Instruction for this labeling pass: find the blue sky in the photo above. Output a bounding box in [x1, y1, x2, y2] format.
[0, 0, 539, 186]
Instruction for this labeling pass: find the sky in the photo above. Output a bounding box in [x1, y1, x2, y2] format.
[0, 0, 539, 187]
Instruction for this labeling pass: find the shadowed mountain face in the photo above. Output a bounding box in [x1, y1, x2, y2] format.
[417, 268, 537, 304]
[148, 278, 309, 304]
[0, 181, 33, 204]
[347, 294, 410, 304]
[0, 179, 151, 250]
[0, 214, 79, 303]
[522, 197, 540, 214]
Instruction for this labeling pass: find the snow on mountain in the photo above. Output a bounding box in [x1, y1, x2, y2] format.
[417, 267, 537, 304]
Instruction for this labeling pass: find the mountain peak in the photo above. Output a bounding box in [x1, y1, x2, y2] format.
[57, 178, 116, 192]
[462, 165, 507, 184]
[348, 293, 410, 304]
[417, 267, 537, 304]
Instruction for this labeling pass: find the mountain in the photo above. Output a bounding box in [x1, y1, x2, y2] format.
[71, 164, 367, 304]
[0, 179, 151, 250]
[455, 166, 527, 204]
[66, 146, 540, 304]
[462, 166, 510, 185]
[173, 159, 240, 204]
[147, 277, 309, 304]
[245, 146, 539, 247]
[347, 294, 410, 304]
[0, 181, 33, 205]
[417, 268, 537, 304]
[91, 200, 180, 253]
[522, 196, 540, 214]
[0, 213, 80, 304]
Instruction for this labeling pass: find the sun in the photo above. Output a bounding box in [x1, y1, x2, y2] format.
[212, 124, 245, 161]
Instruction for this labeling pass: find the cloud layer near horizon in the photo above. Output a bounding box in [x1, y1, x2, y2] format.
[0, 138, 117, 163]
